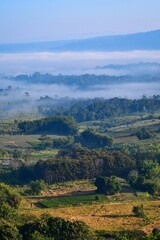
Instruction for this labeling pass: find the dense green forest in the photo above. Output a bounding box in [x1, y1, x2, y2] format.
[34, 148, 135, 183]
[18, 116, 77, 135]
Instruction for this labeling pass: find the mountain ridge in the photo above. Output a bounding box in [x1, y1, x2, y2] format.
[0, 29, 160, 53]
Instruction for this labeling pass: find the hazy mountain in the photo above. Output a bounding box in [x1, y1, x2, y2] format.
[0, 29, 160, 53]
[96, 62, 160, 69]
[95, 62, 160, 75]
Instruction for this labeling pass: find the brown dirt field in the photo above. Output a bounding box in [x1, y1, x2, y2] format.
[21, 199, 160, 232]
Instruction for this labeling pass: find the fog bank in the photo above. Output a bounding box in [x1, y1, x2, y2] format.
[0, 51, 160, 75]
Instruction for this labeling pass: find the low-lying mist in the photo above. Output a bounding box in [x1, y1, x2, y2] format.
[0, 78, 160, 119]
[0, 50, 160, 75]
[1, 79, 160, 100]
[0, 50, 160, 118]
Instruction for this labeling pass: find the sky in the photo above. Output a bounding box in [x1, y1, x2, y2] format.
[0, 0, 160, 44]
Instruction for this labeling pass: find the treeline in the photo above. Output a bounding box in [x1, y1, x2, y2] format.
[33, 144, 160, 195]
[64, 96, 160, 122]
[14, 72, 142, 88]
[18, 116, 77, 135]
[34, 148, 135, 184]
[14, 72, 160, 88]
[37, 95, 160, 122]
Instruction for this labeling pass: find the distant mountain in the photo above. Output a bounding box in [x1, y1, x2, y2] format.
[96, 62, 160, 70]
[95, 62, 160, 75]
[0, 29, 160, 53]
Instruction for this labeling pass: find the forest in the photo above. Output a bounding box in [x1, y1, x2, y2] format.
[13, 72, 160, 87]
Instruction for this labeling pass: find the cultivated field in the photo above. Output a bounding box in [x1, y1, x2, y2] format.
[40, 194, 107, 208]
[21, 179, 160, 234]
[22, 197, 160, 233]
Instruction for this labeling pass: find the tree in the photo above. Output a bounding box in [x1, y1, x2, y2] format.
[69, 221, 97, 240]
[46, 217, 97, 240]
[95, 176, 121, 195]
[13, 150, 22, 159]
[29, 180, 46, 195]
[29, 231, 51, 240]
[0, 203, 19, 222]
[0, 183, 22, 209]
[105, 176, 122, 195]
[95, 176, 106, 194]
[21, 216, 96, 240]
[0, 223, 22, 240]
[136, 128, 153, 140]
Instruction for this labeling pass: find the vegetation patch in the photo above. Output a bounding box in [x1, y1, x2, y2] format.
[40, 194, 107, 208]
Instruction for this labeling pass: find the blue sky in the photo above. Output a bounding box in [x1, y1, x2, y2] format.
[0, 0, 160, 43]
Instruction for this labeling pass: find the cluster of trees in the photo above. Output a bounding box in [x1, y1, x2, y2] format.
[129, 160, 160, 196]
[79, 128, 113, 148]
[30, 129, 113, 151]
[12, 142, 159, 196]
[95, 176, 121, 195]
[19, 216, 97, 240]
[0, 183, 22, 209]
[1, 141, 160, 197]
[26, 180, 46, 195]
[97, 229, 160, 240]
[136, 128, 153, 140]
[122, 142, 160, 166]
[34, 147, 135, 184]
[119, 142, 160, 196]
[29, 136, 74, 150]
[18, 116, 77, 135]
[63, 96, 160, 122]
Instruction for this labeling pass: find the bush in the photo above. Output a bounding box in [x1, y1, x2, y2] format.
[132, 205, 146, 218]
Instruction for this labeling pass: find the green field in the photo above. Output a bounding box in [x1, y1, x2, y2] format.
[40, 194, 107, 208]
